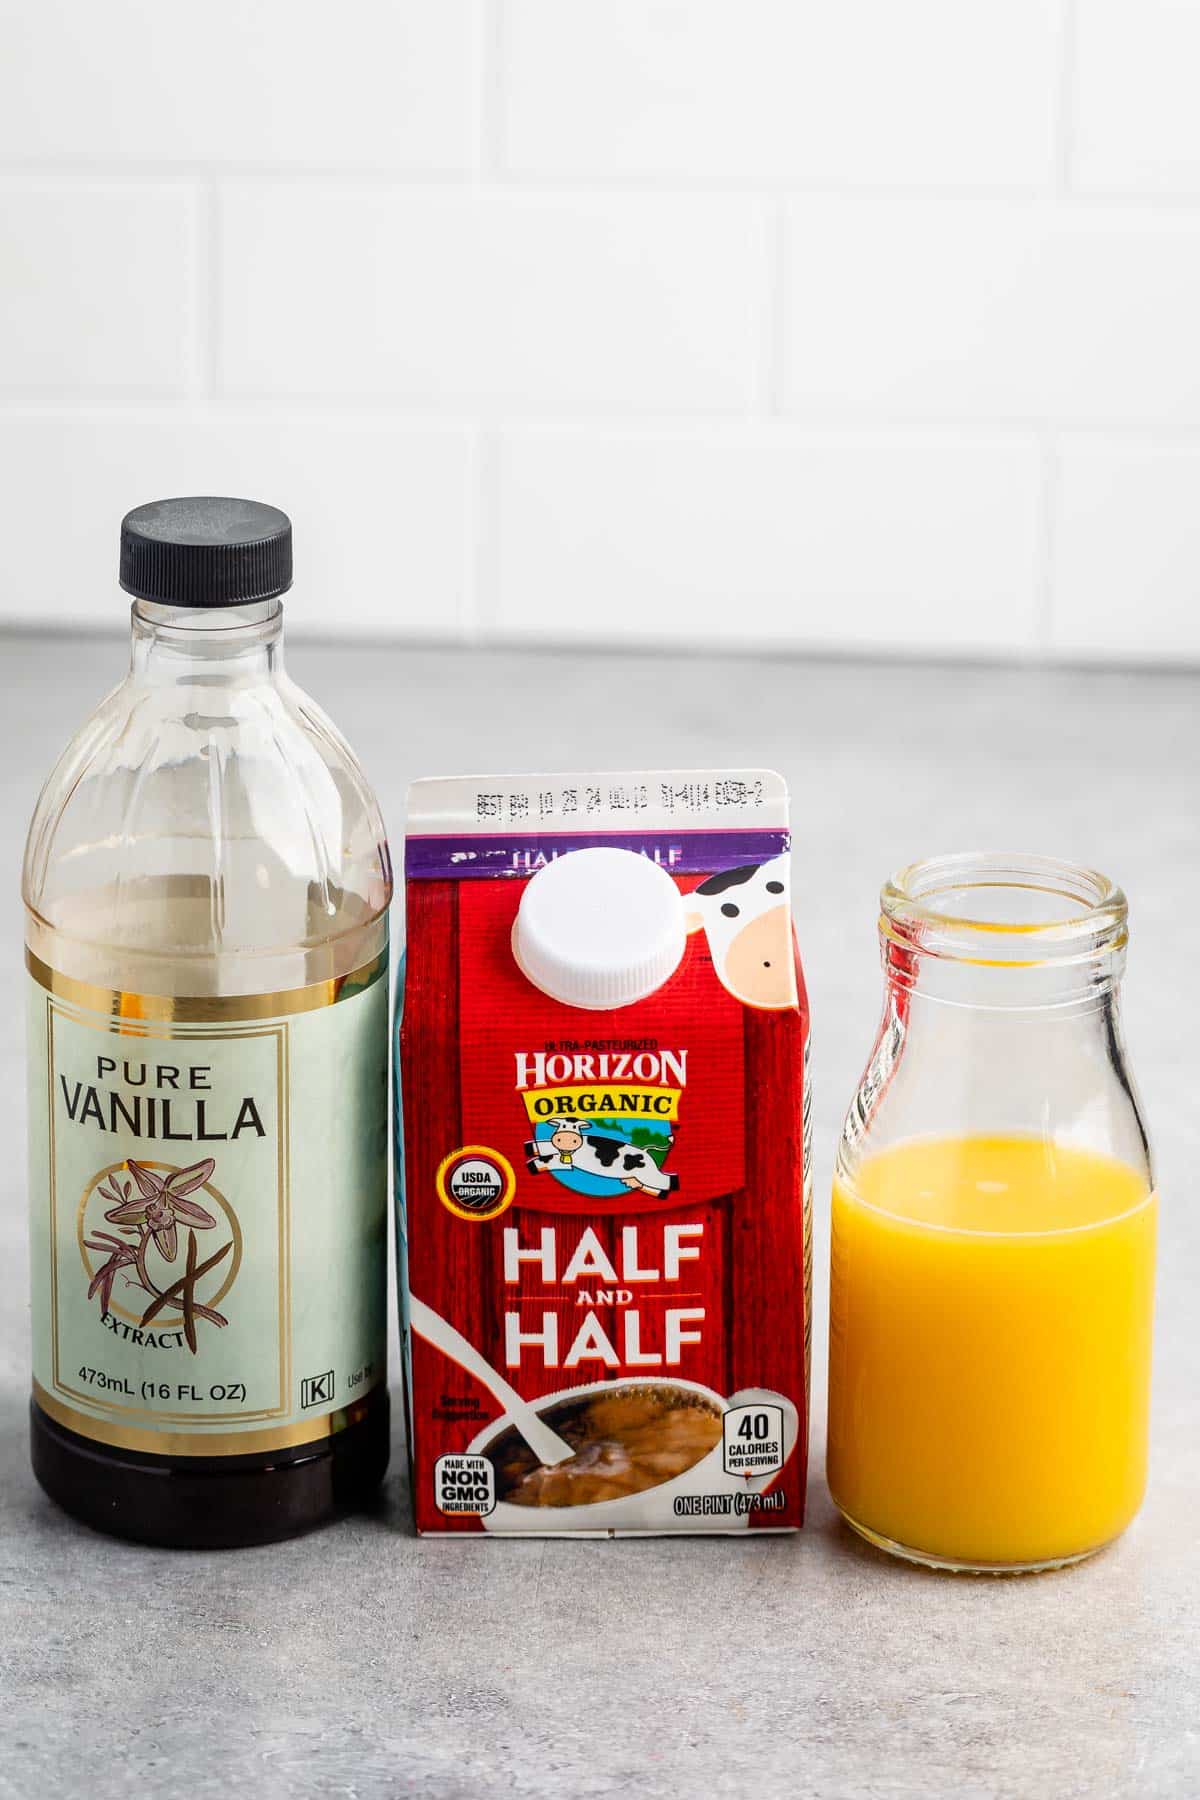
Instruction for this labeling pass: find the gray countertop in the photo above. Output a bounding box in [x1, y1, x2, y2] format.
[1, 632, 1197, 1800]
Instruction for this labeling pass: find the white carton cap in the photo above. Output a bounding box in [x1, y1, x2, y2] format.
[513, 847, 686, 1010]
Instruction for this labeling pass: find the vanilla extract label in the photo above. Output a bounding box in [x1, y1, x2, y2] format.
[27, 958, 389, 1457]
[58, 1058, 267, 1143]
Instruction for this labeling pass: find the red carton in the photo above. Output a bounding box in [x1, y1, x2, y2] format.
[396, 771, 811, 1535]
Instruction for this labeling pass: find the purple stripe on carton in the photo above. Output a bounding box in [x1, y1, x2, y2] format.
[404, 829, 790, 880]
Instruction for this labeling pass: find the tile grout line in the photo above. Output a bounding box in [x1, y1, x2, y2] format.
[9, 158, 1200, 216]
[5, 158, 1200, 210]
[6, 397, 1200, 446]
[12, 386, 1200, 449]
[756, 198, 787, 417]
[468, 426, 498, 645]
[478, 0, 507, 181]
[1056, 0, 1079, 194]
[195, 179, 221, 402]
[1035, 433, 1060, 653]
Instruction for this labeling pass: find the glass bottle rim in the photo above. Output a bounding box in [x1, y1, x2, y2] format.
[880, 852, 1128, 967]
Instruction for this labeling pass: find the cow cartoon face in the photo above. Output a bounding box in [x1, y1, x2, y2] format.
[549, 1125, 584, 1161]
[685, 856, 797, 1010]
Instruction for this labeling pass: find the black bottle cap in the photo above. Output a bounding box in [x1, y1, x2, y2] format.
[119, 496, 293, 608]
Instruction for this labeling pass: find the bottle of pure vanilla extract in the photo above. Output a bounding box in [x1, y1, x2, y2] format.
[23, 497, 392, 1546]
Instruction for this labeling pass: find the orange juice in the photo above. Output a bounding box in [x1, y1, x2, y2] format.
[827, 1135, 1156, 1569]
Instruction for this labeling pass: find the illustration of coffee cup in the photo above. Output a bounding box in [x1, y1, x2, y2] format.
[469, 1376, 800, 1535]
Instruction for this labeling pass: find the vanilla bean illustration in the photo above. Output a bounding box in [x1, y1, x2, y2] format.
[140, 1238, 232, 1348]
[128, 1219, 228, 1330]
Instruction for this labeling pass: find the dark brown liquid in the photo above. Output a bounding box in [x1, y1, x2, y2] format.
[30, 1389, 389, 1548]
[488, 1384, 721, 1508]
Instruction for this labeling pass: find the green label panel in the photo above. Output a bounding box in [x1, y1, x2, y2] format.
[27, 959, 388, 1456]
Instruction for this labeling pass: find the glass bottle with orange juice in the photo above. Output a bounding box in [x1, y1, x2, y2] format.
[827, 854, 1156, 1572]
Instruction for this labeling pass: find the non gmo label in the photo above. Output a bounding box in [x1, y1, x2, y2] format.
[435, 1453, 496, 1516]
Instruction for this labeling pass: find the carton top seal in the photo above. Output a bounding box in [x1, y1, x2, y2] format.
[405, 768, 790, 880]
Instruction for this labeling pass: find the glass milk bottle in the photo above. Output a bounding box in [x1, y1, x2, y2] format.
[827, 854, 1156, 1572]
[23, 497, 392, 1547]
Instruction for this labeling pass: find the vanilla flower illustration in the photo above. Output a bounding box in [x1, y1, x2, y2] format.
[102, 1158, 217, 1263]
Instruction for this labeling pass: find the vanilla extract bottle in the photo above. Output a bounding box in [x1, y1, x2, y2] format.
[23, 497, 392, 1546]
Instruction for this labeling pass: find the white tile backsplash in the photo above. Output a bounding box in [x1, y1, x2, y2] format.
[503, 0, 1062, 188]
[0, 183, 197, 395]
[1073, 1, 1200, 194]
[1052, 441, 1200, 661]
[0, 413, 472, 634]
[218, 186, 766, 411]
[492, 428, 1044, 654]
[0, 1, 480, 171]
[0, 2, 1195, 662]
[782, 198, 1200, 426]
